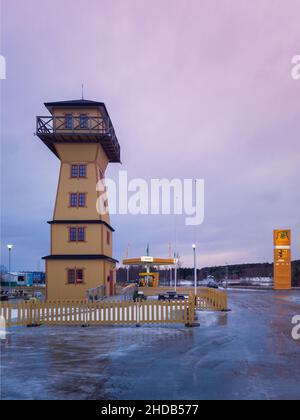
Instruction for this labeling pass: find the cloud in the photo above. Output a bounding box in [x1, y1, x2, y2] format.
[1, 0, 300, 269]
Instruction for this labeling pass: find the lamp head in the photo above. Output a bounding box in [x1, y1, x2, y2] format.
[7, 244, 13, 250]
[192, 244, 196, 249]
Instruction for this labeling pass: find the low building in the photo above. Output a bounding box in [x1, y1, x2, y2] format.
[1, 272, 46, 287]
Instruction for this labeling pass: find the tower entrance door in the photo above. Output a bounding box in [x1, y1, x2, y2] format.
[109, 271, 114, 296]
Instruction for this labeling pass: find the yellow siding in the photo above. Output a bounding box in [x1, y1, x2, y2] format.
[51, 224, 105, 255]
[43, 104, 116, 301]
[46, 259, 115, 300]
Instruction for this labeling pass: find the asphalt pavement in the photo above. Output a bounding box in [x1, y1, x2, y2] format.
[1, 290, 299, 400]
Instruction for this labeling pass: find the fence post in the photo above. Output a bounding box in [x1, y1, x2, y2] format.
[26, 300, 42, 327]
[190, 293, 195, 323]
[136, 298, 141, 327]
[82, 299, 88, 327]
[186, 293, 200, 327]
[222, 291, 229, 311]
[27, 301, 33, 327]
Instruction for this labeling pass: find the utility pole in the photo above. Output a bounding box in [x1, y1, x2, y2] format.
[174, 253, 178, 292]
[7, 245, 13, 295]
[225, 262, 229, 289]
[125, 243, 130, 284]
[169, 242, 172, 286]
[192, 244, 197, 295]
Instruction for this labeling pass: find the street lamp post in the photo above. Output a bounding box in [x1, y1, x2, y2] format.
[225, 262, 229, 289]
[174, 257, 177, 293]
[7, 245, 13, 294]
[192, 244, 197, 296]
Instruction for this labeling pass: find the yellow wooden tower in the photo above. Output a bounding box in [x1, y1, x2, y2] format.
[36, 99, 120, 300]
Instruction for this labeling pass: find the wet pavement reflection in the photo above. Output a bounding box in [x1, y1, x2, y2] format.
[1, 290, 300, 400]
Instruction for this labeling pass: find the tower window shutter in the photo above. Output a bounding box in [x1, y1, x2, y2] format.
[67, 269, 76, 284]
[76, 269, 84, 284]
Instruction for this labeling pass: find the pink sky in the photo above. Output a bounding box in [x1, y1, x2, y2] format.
[1, 0, 300, 269]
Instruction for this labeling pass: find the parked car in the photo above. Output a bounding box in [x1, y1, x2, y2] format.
[207, 281, 219, 289]
[33, 291, 44, 300]
[133, 290, 147, 302]
[158, 292, 186, 301]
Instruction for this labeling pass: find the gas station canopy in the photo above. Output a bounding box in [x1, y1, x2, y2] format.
[123, 256, 177, 266]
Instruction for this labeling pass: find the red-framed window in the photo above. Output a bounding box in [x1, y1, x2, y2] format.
[70, 193, 78, 207]
[78, 227, 85, 241]
[67, 269, 76, 284]
[76, 269, 84, 283]
[69, 227, 86, 242]
[79, 165, 87, 178]
[69, 227, 77, 241]
[65, 114, 73, 129]
[69, 193, 87, 208]
[67, 268, 84, 285]
[71, 165, 78, 178]
[78, 193, 86, 207]
[71, 164, 87, 178]
[79, 114, 88, 129]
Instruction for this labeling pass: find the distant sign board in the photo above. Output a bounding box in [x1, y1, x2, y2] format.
[141, 256, 154, 263]
[274, 230, 291, 246]
[274, 230, 291, 290]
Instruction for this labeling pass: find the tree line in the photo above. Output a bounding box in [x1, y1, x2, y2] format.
[117, 260, 300, 287]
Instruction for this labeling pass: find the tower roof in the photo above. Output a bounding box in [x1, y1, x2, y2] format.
[37, 99, 120, 162]
[44, 99, 109, 116]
